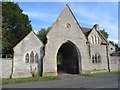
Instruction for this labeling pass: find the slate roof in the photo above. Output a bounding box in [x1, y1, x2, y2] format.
[81, 27, 91, 36]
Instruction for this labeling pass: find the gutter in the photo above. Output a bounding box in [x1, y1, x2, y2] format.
[106, 45, 110, 72]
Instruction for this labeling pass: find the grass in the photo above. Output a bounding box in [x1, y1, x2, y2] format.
[2, 73, 58, 85]
[81, 71, 120, 77]
[2, 71, 120, 85]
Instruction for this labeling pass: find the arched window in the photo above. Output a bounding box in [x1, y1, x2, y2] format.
[91, 36, 94, 44]
[30, 51, 34, 63]
[93, 35, 96, 44]
[96, 37, 99, 44]
[25, 53, 29, 63]
[35, 54, 38, 63]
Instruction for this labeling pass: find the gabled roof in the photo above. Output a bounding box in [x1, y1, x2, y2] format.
[47, 4, 109, 44]
[81, 26, 109, 44]
[109, 41, 116, 48]
[96, 30, 109, 45]
[13, 30, 43, 50]
[47, 4, 87, 39]
[81, 27, 92, 36]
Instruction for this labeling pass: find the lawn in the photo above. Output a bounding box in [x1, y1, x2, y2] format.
[82, 71, 120, 76]
[2, 73, 58, 85]
[2, 71, 120, 85]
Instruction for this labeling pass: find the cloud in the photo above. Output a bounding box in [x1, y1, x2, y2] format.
[69, 3, 118, 42]
[23, 11, 59, 23]
[17, 2, 118, 44]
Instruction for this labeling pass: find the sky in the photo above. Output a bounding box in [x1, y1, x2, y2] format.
[17, 2, 118, 44]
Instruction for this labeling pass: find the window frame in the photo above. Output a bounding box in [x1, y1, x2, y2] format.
[25, 53, 29, 63]
[91, 53, 101, 64]
[30, 51, 35, 63]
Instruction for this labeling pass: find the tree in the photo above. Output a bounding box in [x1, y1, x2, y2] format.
[37, 27, 51, 44]
[114, 43, 120, 52]
[2, 2, 32, 54]
[100, 29, 109, 39]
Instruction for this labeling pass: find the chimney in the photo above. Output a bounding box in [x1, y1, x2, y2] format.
[94, 24, 100, 31]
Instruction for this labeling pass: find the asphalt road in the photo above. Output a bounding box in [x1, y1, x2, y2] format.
[2, 74, 119, 88]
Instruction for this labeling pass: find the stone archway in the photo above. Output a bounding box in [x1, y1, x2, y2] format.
[57, 41, 81, 74]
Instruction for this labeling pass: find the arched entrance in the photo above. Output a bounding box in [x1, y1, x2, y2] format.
[57, 41, 80, 74]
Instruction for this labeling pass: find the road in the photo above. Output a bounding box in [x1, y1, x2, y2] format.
[2, 74, 119, 88]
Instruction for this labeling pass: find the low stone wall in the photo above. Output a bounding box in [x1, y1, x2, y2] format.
[0, 56, 119, 78]
[110, 56, 120, 71]
[0, 58, 12, 78]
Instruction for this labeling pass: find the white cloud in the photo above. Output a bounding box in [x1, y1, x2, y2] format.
[23, 11, 58, 23]
[18, 2, 118, 43]
[70, 3, 118, 41]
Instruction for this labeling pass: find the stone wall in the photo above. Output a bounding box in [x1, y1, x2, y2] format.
[43, 5, 89, 76]
[12, 31, 43, 78]
[0, 59, 12, 78]
[110, 56, 120, 71]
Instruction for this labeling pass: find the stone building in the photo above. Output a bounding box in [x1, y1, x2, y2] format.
[10, 5, 119, 78]
[43, 5, 110, 76]
[12, 31, 43, 78]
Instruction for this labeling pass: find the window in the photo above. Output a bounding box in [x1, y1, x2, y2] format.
[91, 36, 94, 44]
[30, 51, 34, 63]
[66, 23, 71, 29]
[91, 53, 101, 63]
[93, 35, 96, 44]
[111, 48, 113, 50]
[35, 54, 38, 63]
[97, 54, 101, 63]
[96, 37, 99, 44]
[92, 55, 95, 63]
[91, 35, 100, 44]
[25, 51, 38, 63]
[95, 54, 97, 63]
[25, 53, 29, 63]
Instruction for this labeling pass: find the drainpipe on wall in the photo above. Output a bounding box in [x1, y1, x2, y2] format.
[10, 57, 14, 78]
[106, 45, 110, 72]
[86, 41, 91, 58]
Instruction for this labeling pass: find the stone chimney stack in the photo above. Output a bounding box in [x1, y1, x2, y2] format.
[94, 24, 100, 31]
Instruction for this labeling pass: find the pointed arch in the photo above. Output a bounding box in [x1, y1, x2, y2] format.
[90, 36, 94, 44]
[30, 51, 34, 63]
[93, 35, 96, 44]
[35, 53, 39, 63]
[25, 53, 29, 63]
[96, 37, 99, 44]
[56, 40, 81, 74]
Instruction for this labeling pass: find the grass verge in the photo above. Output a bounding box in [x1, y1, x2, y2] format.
[82, 71, 120, 76]
[2, 73, 58, 85]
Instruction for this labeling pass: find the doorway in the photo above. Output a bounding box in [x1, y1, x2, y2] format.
[57, 41, 80, 74]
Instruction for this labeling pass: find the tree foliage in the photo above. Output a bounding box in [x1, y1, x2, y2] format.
[100, 29, 109, 39]
[2, 2, 32, 54]
[37, 27, 51, 44]
[114, 43, 120, 52]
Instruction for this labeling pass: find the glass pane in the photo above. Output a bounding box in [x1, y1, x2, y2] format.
[35, 54, 38, 63]
[95, 54, 97, 63]
[25, 53, 29, 63]
[92, 55, 94, 63]
[30, 51, 34, 63]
